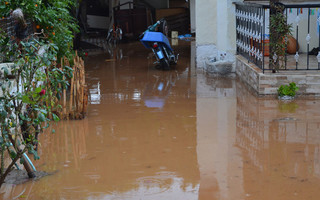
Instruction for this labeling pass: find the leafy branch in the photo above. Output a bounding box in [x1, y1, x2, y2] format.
[269, 3, 292, 72]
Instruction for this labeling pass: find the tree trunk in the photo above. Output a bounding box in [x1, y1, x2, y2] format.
[8, 136, 36, 179]
[270, 0, 280, 73]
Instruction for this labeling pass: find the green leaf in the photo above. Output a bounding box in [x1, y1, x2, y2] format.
[52, 129, 56, 133]
[9, 151, 17, 159]
[35, 87, 42, 94]
[33, 151, 40, 160]
[52, 113, 60, 122]
[38, 113, 46, 122]
[20, 156, 25, 164]
[40, 109, 48, 114]
[0, 110, 7, 119]
[22, 95, 31, 104]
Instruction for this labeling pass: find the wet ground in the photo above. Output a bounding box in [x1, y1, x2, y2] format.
[1, 40, 320, 199]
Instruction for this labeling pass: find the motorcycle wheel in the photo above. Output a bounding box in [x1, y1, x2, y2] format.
[159, 20, 169, 37]
[160, 58, 170, 70]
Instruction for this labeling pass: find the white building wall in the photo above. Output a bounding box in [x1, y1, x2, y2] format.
[190, 0, 196, 33]
[195, 0, 241, 68]
[195, 0, 217, 45]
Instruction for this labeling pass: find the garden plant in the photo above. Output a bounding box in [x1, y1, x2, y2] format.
[277, 82, 299, 98]
[0, 0, 78, 188]
[269, 3, 292, 72]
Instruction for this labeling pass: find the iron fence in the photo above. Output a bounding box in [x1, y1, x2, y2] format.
[235, 2, 320, 73]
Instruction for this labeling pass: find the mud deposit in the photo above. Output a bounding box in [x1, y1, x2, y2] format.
[4, 170, 51, 185]
[1, 41, 320, 199]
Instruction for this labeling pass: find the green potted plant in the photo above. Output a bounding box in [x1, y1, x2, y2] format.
[277, 82, 299, 100]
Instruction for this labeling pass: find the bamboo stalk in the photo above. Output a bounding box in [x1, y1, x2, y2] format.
[69, 58, 75, 118]
[59, 58, 63, 118]
[77, 54, 83, 118]
[83, 85, 88, 114]
[77, 80, 80, 114]
[63, 67, 67, 119]
[63, 57, 70, 118]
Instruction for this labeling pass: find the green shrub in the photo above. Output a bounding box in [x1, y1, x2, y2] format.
[0, 0, 78, 187]
[0, 0, 79, 61]
[277, 82, 299, 97]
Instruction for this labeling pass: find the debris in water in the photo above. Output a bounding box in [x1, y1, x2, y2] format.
[105, 59, 116, 62]
[273, 117, 298, 122]
[4, 169, 55, 185]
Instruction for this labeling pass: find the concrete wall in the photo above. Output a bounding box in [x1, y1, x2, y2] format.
[195, 0, 242, 68]
[195, 0, 241, 50]
[195, 0, 216, 46]
[195, 0, 218, 69]
[217, 0, 241, 53]
[236, 55, 320, 96]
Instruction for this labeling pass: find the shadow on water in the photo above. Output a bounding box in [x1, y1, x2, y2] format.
[2, 41, 320, 200]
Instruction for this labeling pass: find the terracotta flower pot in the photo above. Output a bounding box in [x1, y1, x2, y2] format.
[287, 35, 299, 54]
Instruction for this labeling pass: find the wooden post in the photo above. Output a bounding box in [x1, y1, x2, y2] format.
[8, 136, 36, 178]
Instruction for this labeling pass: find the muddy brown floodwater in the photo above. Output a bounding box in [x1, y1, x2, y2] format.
[1, 40, 320, 200]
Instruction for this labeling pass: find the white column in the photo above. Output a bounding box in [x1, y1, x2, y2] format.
[195, 0, 217, 45]
[190, 0, 196, 33]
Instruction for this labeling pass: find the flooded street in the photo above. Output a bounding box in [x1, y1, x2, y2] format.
[2, 41, 320, 200]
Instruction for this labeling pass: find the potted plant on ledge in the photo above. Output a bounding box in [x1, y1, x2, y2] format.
[277, 82, 299, 100]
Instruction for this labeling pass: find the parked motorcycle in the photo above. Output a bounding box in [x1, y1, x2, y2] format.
[140, 19, 178, 70]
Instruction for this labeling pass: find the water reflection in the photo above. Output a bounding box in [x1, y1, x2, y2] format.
[89, 81, 101, 104]
[142, 71, 180, 109]
[196, 74, 240, 200]
[0, 42, 199, 200]
[196, 74, 320, 200]
[235, 80, 320, 200]
[3, 41, 320, 200]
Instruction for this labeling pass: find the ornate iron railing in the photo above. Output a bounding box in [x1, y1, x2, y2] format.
[235, 2, 320, 73]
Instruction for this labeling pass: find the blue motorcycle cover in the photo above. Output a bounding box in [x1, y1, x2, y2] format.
[140, 32, 173, 51]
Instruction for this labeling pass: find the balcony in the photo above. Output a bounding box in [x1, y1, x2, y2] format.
[234, 2, 320, 96]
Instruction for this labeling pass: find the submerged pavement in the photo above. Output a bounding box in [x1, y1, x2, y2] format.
[1, 40, 320, 200]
